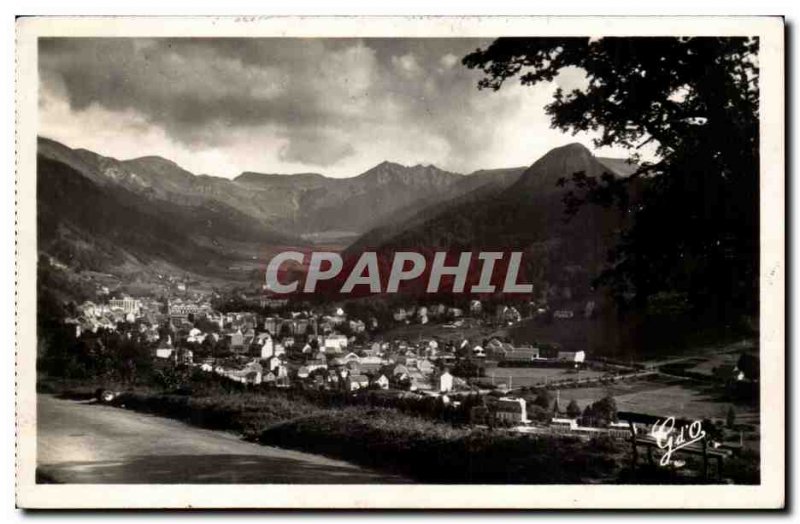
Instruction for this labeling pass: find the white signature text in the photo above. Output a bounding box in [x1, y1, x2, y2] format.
[650, 416, 707, 466]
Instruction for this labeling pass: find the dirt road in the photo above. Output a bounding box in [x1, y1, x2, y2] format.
[36, 394, 407, 484]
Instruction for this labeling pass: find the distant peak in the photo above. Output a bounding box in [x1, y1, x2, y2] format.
[530, 142, 597, 166]
[366, 160, 449, 174]
[514, 142, 609, 190]
[128, 155, 178, 166]
[235, 171, 325, 180]
[413, 163, 443, 170]
[550, 142, 593, 155]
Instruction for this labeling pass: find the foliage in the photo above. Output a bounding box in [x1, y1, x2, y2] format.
[451, 358, 483, 379]
[258, 407, 620, 483]
[527, 405, 552, 424]
[566, 399, 582, 418]
[580, 394, 618, 427]
[464, 37, 759, 317]
[736, 353, 759, 381]
[532, 388, 553, 410]
[726, 406, 736, 429]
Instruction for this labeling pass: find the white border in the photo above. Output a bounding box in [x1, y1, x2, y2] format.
[15, 15, 785, 509]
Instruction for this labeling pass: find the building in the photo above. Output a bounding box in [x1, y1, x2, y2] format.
[155, 348, 173, 359]
[264, 317, 280, 334]
[294, 318, 312, 336]
[167, 302, 205, 322]
[416, 359, 435, 374]
[256, 333, 274, 359]
[345, 374, 370, 391]
[239, 370, 262, 385]
[408, 369, 432, 391]
[392, 364, 410, 378]
[306, 359, 327, 373]
[393, 308, 409, 322]
[260, 297, 288, 309]
[109, 296, 142, 316]
[469, 300, 482, 314]
[348, 319, 366, 333]
[323, 334, 348, 353]
[266, 355, 282, 371]
[501, 345, 541, 363]
[342, 352, 360, 363]
[438, 370, 454, 393]
[550, 417, 579, 433]
[494, 397, 528, 424]
[374, 375, 390, 389]
[497, 305, 521, 324]
[557, 350, 586, 364]
[229, 330, 245, 353]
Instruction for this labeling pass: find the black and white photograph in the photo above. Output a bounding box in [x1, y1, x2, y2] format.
[14, 15, 785, 509]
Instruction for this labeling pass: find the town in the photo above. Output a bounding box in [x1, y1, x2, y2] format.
[53, 275, 759, 481]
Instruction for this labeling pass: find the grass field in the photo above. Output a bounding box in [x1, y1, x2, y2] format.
[483, 366, 608, 388]
[553, 375, 759, 423]
[684, 352, 741, 378]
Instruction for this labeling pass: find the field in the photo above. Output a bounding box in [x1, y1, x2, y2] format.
[554, 375, 759, 424]
[484, 366, 608, 388]
[683, 353, 741, 378]
[379, 319, 504, 345]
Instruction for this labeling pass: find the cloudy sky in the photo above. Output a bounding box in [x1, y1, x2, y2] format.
[39, 38, 632, 179]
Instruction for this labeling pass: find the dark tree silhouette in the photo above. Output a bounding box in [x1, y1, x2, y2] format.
[726, 406, 737, 429]
[533, 388, 553, 410]
[463, 37, 759, 318]
[566, 399, 582, 419]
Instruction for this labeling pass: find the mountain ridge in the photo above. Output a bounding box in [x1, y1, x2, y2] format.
[346, 142, 636, 303]
[38, 137, 535, 238]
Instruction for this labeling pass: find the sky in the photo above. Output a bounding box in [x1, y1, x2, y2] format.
[39, 38, 636, 179]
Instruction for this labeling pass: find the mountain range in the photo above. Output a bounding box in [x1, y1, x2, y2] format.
[40, 138, 522, 241]
[37, 136, 636, 290]
[348, 143, 638, 298]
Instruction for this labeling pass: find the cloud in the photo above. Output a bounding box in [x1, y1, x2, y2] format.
[39, 37, 637, 178]
[391, 53, 422, 76]
[278, 128, 356, 166]
[440, 53, 459, 69]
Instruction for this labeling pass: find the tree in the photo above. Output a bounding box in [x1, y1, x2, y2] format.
[533, 388, 552, 410]
[726, 406, 736, 429]
[593, 394, 619, 424]
[737, 353, 760, 381]
[463, 37, 759, 317]
[581, 394, 618, 427]
[452, 358, 482, 379]
[527, 405, 551, 424]
[566, 399, 581, 419]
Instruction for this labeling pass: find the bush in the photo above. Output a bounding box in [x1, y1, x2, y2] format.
[257, 408, 619, 483]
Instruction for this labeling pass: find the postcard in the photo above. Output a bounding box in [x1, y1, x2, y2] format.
[15, 15, 785, 509]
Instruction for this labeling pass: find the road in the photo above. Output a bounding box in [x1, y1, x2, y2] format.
[37, 394, 408, 484]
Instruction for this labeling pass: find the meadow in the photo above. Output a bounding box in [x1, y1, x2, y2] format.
[484, 366, 608, 388]
[553, 375, 759, 424]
